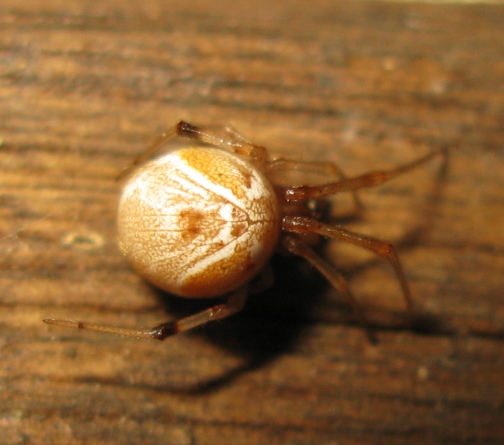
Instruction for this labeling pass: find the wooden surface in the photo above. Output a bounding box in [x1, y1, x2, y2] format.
[1, 1, 503, 444]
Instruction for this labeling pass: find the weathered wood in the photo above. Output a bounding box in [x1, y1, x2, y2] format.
[1, 1, 503, 444]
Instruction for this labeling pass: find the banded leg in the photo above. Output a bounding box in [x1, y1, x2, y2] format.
[283, 216, 414, 315]
[282, 235, 375, 341]
[119, 121, 268, 180]
[173, 121, 268, 161]
[283, 148, 445, 202]
[44, 286, 248, 341]
[267, 158, 363, 209]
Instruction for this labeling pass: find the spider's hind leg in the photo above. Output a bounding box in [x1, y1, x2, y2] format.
[44, 286, 249, 341]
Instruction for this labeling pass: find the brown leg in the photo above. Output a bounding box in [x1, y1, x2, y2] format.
[282, 148, 445, 202]
[44, 286, 248, 341]
[267, 158, 352, 178]
[282, 235, 375, 342]
[267, 158, 362, 209]
[119, 121, 268, 180]
[118, 121, 219, 179]
[283, 216, 414, 315]
[178, 121, 268, 162]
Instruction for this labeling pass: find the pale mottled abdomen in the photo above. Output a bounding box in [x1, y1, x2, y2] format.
[117, 147, 280, 297]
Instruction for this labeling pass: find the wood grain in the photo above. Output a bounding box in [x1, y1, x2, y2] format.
[1, 1, 503, 444]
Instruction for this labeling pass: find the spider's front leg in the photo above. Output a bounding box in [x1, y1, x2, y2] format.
[267, 158, 363, 210]
[278, 147, 447, 328]
[282, 148, 446, 202]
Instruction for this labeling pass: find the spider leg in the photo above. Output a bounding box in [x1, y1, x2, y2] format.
[178, 121, 268, 162]
[283, 148, 445, 202]
[119, 121, 224, 179]
[176, 121, 234, 148]
[44, 286, 248, 341]
[118, 121, 267, 179]
[218, 123, 268, 162]
[283, 216, 414, 316]
[282, 234, 375, 342]
[267, 158, 363, 210]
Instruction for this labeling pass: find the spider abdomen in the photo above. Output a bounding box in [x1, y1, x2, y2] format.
[117, 147, 281, 298]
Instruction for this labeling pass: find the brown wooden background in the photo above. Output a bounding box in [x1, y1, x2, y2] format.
[1, 1, 503, 444]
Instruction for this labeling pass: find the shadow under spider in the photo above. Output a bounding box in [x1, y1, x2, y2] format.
[120, 145, 452, 395]
[67, 145, 452, 395]
[147, 253, 327, 395]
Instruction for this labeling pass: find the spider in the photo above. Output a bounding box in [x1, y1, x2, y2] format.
[44, 121, 442, 341]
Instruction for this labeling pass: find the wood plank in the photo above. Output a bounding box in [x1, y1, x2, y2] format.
[1, 1, 503, 444]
